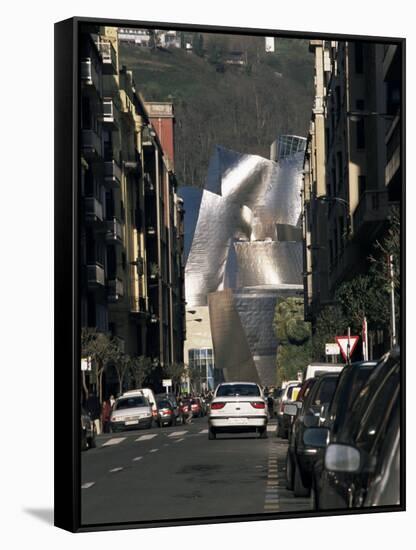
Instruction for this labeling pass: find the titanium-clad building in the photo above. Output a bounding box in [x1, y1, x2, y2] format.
[183, 140, 305, 386]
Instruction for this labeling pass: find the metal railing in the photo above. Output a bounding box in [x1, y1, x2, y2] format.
[103, 160, 121, 186]
[105, 217, 123, 244]
[84, 197, 103, 221]
[87, 263, 105, 286]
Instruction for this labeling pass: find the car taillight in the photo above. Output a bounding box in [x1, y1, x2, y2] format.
[251, 402, 266, 409]
[210, 402, 225, 410]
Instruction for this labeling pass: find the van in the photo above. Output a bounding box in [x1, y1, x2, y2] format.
[122, 388, 158, 418]
[303, 362, 344, 381]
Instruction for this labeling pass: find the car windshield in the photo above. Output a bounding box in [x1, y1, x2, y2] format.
[114, 396, 148, 410]
[216, 384, 260, 397]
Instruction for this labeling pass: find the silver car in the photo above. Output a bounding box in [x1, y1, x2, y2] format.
[110, 395, 153, 431]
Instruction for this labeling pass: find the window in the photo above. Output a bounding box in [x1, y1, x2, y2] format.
[354, 42, 364, 74]
[313, 377, 338, 407]
[115, 396, 149, 410]
[216, 384, 260, 397]
[358, 175, 367, 197]
[356, 99, 365, 110]
[356, 118, 365, 149]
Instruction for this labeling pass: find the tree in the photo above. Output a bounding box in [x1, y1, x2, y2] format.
[113, 353, 132, 396]
[81, 328, 121, 403]
[129, 355, 154, 389]
[273, 297, 312, 386]
[312, 305, 347, 361]
[163, 362, 186, 394]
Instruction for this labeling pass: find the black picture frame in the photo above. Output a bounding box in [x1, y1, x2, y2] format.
[54, 16, 406, 533]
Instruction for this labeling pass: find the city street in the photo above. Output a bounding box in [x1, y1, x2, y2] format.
[81, 418, 311, 525]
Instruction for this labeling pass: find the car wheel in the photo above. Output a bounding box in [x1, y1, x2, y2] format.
[294, 461, 310, 497]
[208, 427, 216, 440]
[171, 416, 176, 427]
[88, 435, 96, 449]
[286, 451, 294, 490]
[81, 432, 88, 451]
[146, 420, 152, 429]
[310, 479, 318, 510]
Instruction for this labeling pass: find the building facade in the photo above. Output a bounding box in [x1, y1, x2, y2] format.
[303, 40, 401, 356]
[80, 26, 185, 396]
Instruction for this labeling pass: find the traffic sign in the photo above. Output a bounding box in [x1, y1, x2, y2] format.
[162, 379, 172, 387]
[335, 335, 359, 361]
[325, 343, 340, 356]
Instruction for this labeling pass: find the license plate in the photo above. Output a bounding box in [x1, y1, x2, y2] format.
[125, 420, 139, 425]
[229, 417, 248, 425]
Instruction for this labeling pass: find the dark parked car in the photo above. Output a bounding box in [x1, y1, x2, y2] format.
[156, 399, 177, 427]
[156, 393, 180, 422]
[306, 349, 400, 510]
[81, 407, 96, 451]
[285, 372, 340, 497]
[305, 360, 378, 508]
[276, 382, 302, 438]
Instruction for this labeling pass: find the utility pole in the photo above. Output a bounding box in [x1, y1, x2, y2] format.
[389, 255, 397, 347]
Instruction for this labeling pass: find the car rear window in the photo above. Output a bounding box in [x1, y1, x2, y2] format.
[216, 384, 260, 397]
[287, 385, 301, 400]
[313, 377, 338, 406]
[115, 396, 148, 410]
[157, 400, 171, 408]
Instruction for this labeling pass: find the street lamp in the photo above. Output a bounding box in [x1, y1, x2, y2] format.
[316, 195, 351, 235]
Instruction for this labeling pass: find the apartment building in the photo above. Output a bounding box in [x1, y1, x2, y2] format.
[303, 39, 401, 352]
[80, 26, 185, 395]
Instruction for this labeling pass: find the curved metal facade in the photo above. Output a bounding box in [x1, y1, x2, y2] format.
[184, 140, 305, 385]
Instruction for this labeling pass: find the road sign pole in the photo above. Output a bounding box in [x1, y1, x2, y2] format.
[347, 327, 351, 364]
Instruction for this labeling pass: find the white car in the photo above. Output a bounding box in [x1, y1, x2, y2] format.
[110, 394, 153, 431]
[208, 382, 268, 440]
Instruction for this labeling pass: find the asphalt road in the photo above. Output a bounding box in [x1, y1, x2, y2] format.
[81, 417, 312, 526]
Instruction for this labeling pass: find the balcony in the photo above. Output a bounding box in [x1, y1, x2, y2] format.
[87, 263, 105, 287]
[95, 38, 117, 74]
[84, 197, 103, 223]
[107, 278, 124, 302]
[103, 160, 121, 188]
[353, 190, 394, 238]
[81, 129, 102, 157]
[101, 98, 119, 129]
[80, 57, 101, 92]
[105, 217, 123, 245]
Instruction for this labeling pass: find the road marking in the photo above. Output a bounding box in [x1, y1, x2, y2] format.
[199, 429, 208, 434]
[132, 456, 143, 462]
[81, 482, 95, 489]
[102, 437, 126, 447]
[109, 467, 124, 473]
[168, 431, 188, 438]
[135, 434, 158, 442]
[149, 448, 159, 453]
[174, 438, 185, 443]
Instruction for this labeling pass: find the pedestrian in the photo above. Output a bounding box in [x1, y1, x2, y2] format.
[86, 391, 101, 435]
[109, 394, 115, 408]
[101, 399, 112, 433]
[186, 399, 193, 424]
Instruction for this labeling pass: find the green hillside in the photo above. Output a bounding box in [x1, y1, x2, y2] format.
[120, 34, 314, 187]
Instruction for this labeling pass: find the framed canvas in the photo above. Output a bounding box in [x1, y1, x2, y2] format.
[54, 16, 405, 532]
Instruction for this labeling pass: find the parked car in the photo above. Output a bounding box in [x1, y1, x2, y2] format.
[285, 372, 340, 497]
[306, 349, 400, 510]
[81, 407, 96, 451]
[190, 397, 205, 417]
[208, 382, 268, 440]
[303, 362, 344, 381]
[110, 394, 153, 431]
[156, 393, 180, 422]
[305, 360, 378, 508]
[123, 388, 158, 419]
[284, 377, 318, 440]
[275, 382, 302, 438]
[156, 399, 177, 427]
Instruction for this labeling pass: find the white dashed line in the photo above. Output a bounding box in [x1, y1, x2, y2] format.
[109, 467, 124, 473]
[174, 438, 185, 443]
[168, 431, 188, 438]
[102, 437, 126, 447]
[135, 434, 158, 442]
[149, 448, 159, 453]
[81, 482, 95, 489]
[132, 456, 143, 462]
[199, 429, 208, 434]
